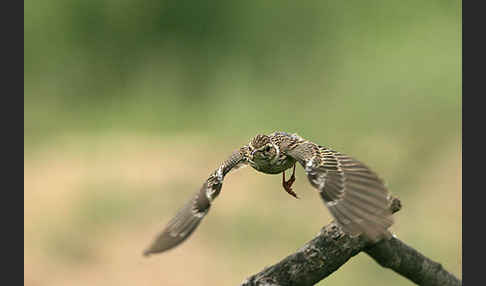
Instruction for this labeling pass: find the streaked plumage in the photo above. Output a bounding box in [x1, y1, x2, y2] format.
[143, 131, 394, 256]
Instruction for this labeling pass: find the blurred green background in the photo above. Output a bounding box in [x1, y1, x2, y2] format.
[24, 1, 461, 285]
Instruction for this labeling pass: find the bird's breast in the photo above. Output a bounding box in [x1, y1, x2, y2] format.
[250, 156, 296, 175]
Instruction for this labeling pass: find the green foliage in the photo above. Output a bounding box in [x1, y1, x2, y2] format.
[24, 0, 460, 146]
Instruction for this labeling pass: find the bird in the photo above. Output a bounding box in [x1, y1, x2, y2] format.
[143, 131, 394, 256]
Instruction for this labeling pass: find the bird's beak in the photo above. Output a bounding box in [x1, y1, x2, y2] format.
[249, 149, 258, 160]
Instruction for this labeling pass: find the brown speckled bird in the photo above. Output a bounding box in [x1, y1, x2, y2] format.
[143, 131, 394, 256]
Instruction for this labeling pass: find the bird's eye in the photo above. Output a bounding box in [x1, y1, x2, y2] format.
[265, 146, 271, 152]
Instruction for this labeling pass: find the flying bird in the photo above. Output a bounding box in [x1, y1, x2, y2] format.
[143, 131, 394, 256]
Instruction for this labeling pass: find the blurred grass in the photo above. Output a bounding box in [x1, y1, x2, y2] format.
[24, 136, 461, 286]
[25, 0, 461, 285]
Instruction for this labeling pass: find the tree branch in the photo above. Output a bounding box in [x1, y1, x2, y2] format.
[364, 237, 461, 286]
[240, 197, 461, 286]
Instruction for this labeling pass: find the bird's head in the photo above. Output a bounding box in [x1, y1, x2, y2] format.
[248, 134, 279, 167]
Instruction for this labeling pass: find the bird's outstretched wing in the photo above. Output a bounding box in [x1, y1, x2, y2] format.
[143, 148, 248, 256]
[286, 141, 393, 242]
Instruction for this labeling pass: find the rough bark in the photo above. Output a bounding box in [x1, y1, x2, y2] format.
[240, 197, 461, 286]
[365, 238, 461, 286]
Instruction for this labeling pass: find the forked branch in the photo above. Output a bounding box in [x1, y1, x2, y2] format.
[240, 197, 461, 286]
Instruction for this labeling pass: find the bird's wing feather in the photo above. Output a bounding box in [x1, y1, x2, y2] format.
[143, 148, 248, 256]
[286, 142, 393, 242]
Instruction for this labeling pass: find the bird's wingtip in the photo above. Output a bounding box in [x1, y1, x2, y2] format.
[142, 249, 152, 257]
